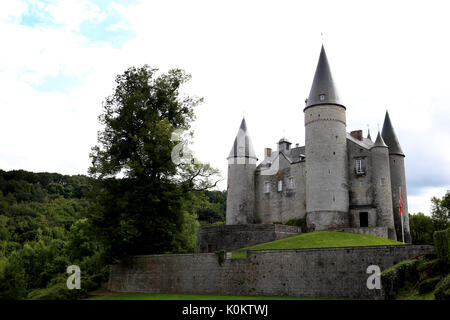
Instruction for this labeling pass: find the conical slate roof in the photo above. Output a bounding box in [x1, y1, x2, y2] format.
[372, 131, 388, 148]
[367, 129, 372, 141]
[227, 118, 257, 160]
[305, 45, 344, 110]
[381, 111, 404, 156]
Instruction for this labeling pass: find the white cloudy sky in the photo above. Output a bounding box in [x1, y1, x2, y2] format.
[1, 0, 449, 215]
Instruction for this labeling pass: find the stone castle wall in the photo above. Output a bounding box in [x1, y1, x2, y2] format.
[195, 224, 300, 253]
[255, 159, 306, 224]
[108, 245, 433, 299]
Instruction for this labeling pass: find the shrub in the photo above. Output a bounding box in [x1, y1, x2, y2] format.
[381, 259, 418, 299]
[285, 214, 308, 233]
[433, 228, 450, 262]
[418, 276, 441, 294]
[434, 274, 450, 300]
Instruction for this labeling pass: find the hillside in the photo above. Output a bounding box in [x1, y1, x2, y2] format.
[231, 230, 403, 258]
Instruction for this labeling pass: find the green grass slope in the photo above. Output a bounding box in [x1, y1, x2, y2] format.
[232, 231, 403, 258]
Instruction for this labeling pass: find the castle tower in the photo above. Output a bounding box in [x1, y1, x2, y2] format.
[226, 118, 257, 225]
[370, 132, 397, 240]
[382, 111, 411, 243]
[304, 45, 349, 231]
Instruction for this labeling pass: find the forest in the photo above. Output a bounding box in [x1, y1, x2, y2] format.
[0, 169, 226, 299]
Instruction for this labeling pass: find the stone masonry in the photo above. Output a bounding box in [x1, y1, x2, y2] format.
[195, 224, 301, 253]
[108, 245, 434, 299]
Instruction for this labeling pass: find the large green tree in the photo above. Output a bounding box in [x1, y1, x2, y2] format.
[89, 66, 219, 262]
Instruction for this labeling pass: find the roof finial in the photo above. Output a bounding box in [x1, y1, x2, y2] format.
[321, 32, 324, 45]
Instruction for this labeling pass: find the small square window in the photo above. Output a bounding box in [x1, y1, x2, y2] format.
[319, 94, 326, 101]
[380, 178, 386, 186]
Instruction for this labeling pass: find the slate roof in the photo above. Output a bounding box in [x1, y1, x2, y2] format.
[227, 118, 258, 160]
[305, 45, 344, 110]
[381, 111, 404, 156]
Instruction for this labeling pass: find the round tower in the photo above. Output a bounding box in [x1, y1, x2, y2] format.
[370, 132, 397, 240]
[226, 118, 257, 225]
[382, 111, 411, 243]
[304, 46, 349, 231]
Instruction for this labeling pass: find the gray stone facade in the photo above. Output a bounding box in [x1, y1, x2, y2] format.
[196, 224, 300, 253]
[108, 245, 433, 299]
[225, 45, 411, 242]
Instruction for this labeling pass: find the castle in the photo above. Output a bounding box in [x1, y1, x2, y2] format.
[109, 46, 433, 299]
[225, 45, 411, 243]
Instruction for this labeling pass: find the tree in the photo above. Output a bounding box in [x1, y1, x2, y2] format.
[409, 212, 434, 245]
[431, 190, 450, 231]
[89, 66, 219, 262]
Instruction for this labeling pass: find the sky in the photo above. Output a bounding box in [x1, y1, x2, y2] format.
[0, 0, 449, 215]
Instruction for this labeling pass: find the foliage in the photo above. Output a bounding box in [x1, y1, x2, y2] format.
[216, 250, 226, 266]
[409, 191, 450, 245]
[434, 274, 450, 300]
[285, 215, 308, 233]
[196, 190, 226, 224]
[409, 212, 434, 244]
[433, 228, 450, 262]
[430, 190, 450, 231]
[418, 276, 441, 294]
[88, 65, 219, 263]
[381, 254, 450, 300]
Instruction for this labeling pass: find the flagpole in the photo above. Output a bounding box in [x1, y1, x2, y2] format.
[400, 186, 405, 244]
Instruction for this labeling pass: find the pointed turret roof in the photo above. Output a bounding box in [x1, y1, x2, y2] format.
[305, 45, 344, 110]
[381, 111, 404, 156]
[372, 131, 388, 148]
[367, 129, 372, 141]
[227, 118, 257, 160]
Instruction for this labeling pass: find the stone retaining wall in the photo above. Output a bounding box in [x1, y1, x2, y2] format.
[195, 224, 300, 253]
[108, 244, 433, 299]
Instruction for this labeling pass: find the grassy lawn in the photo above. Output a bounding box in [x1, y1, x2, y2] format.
[231, 230, 403, 258]
[89, 292, 321, 300]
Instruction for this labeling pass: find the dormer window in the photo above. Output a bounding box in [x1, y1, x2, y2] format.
[319, 94, 326, 101]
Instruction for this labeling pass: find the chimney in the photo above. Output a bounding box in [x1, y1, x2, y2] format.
[350, 130, 363, 141]
[264, 148, 272, 158]
[295, 143, 300, 148]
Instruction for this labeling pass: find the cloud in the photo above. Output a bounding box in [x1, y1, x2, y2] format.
[0, 0, 449, 216]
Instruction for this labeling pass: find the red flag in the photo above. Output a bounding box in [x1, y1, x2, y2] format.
[399, 189, 403, 215]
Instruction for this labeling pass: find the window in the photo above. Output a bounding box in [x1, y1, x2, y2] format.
[278, 180, 283, 192]
[359, 212, 368, 227]
[380, 178, 386, 186]
[264, 182, 271, 193]
[355, 159, 365, 174]
[319, 94, 326, 101]
[288, 177, 295, 189]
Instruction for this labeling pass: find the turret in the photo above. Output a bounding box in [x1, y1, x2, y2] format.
[226, 118, 257, 225]
[382, 111, 411, 243]
[304, 45, 349, 231]
[370, 132, 397, 240]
